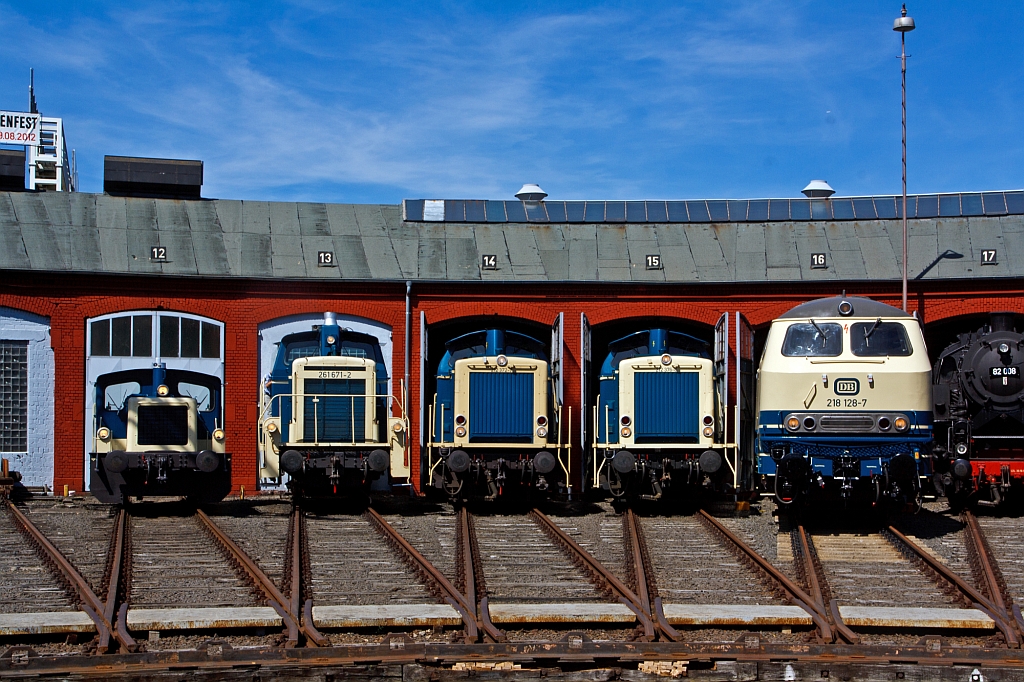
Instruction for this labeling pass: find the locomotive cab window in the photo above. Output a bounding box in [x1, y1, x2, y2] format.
[850, 321, 912, 357]
[104, 382, 141, 411]
[781, 322, 842, 357]
[178, 382, 212, 411]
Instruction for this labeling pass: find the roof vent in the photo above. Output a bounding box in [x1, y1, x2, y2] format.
[515, 183, 547, 201]
[802, 180, 835, 198]
[104, 155, 203, 199]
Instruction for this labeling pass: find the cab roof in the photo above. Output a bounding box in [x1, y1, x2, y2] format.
[777, 296, 912, 320]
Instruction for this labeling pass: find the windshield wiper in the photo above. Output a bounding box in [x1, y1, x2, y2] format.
[810, 319, 828, 348]
[863, 318, 882, 347]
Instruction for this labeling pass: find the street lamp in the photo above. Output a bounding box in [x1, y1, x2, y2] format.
[894, 4, 915, 312]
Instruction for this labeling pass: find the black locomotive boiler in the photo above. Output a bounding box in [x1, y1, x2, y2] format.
[932, 312, 1024, 507]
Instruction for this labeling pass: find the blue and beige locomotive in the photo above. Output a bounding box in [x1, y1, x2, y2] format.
[591, 328, 730, 500]
[258, 314, 408, 495]
[90, 364, 229, 504]
[427, 328, 566, 499]
[756, 296, 932, 505]
[931, 312, 1024, 508]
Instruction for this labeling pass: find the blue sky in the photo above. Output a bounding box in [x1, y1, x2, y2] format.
[1, 2, 1021, 204]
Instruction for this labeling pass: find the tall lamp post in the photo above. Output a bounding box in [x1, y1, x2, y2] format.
[894, 5, 915, 312]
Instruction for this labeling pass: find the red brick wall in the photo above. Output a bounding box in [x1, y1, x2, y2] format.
[4, 274, 1024, 496]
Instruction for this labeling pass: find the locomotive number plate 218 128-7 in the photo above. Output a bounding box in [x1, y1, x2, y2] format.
[991, 367, 1020, 377]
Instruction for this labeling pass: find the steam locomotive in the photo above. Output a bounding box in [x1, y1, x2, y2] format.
[756, 296, 933, 506]
[427, 328, 566, 500]
[258, 314, 408, 496]
[591, 328, 730, 500]
[90, 364, 230, 504]
[932, 312, 1024, 507]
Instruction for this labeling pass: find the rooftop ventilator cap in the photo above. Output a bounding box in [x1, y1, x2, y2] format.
[515, 184, 548, 201]
[801, 180, 835, 198]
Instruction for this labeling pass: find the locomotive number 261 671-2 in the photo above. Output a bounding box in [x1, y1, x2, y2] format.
[826, 398, 867, 408]
[317, 371, 353, 379]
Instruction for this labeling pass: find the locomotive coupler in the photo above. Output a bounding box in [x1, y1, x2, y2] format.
[329, 456, 342, 486]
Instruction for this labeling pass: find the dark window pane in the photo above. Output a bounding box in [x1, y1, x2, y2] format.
[961, 193, 983, 216]
[465, 200, 486, 222]
[939, 194, 961, 217]
[727, 201, 748, 221]
[790, 199, 811, 220]
[181, 318, 201, 358]
[565, 201, 586, 222]
[982, 193, 1008, 215]
[747, 200, 769, 221]
[90, 319, 110, 356]
[111, 316, 132, 356]
[584, 201, 605, 222]
[626, 201, 647, 222]
[504, 201, 527, 222]
[831, 199, 855, 220]
[646, 201, 668, 222]
[768, 199, 789, 221]
[403, 200, 424, 221]
[874, 197, 897, 219]
[916, 195, 938, 217]
[853, 199, 876, 219]
[851, 322, 912, 357]
[810, 200, 831, 220]
[782, 323, 843, 357]
[666, 201, 689, 222]
[525, 201, 548, 222]
[605, 201, 625, 222]
[444, 200, 465, 221]
[686, 201, 710, 222]
[707, 201, 728, 222]
[896, 196, 918, 218]
[132, 315, 152, 357]
[546, 201, 567, 223]
[201, 322, 221, 359]
[160, 316, 179, 357]
[1005, 192, 1024, 214]
[485, 201, 507, 222]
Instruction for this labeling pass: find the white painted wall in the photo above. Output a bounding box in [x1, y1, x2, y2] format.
[0, 307, 54, 490]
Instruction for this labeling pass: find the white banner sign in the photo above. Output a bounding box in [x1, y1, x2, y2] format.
[0, 111, 41, 145]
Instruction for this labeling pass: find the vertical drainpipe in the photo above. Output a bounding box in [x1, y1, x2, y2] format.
[405, 281, 412, 418]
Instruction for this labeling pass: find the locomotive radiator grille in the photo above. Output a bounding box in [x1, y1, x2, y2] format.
[633, 371, 699, 443]
[468, 371, 534, 442]
[818, 414, 876, 433]
[137, 405, 190, 445]
[302, 378, 366, 443]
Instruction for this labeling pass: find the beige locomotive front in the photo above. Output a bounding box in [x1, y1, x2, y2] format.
[95, 396, 226, 456]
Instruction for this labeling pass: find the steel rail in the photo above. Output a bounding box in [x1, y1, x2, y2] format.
[886, 524, 1020, 648]
[3, 499, 137, 653]
[696, 510, 834, 642]
[961, 510, 1015, 634]
[458, 508, 505, 642]
[796, 525, 859, 644]
[284, 505, 329, 646]
[364, 506, 480, 642]
[623, 509, 679, 641]
[97, 508, 135, 653]
[194, 509, 299, 647]
[530, 508, 657, 639]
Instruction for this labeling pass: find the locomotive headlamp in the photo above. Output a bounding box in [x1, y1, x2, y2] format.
[956, 442, 969, 456]
[999, 343, 1010, 354]
[157, 384, 170, 396]
[537, 426, 548, 438]
[620, 426, 632, 438]
[97, 427, 111, 441]
[893, 417, 909, 432]
[496, 354, 508, 367]
[213, 429, 225, 442]
[661, 354, 672, 365]
[392, 421, 404, 433]
[802, 416, 816, 430]
[536, 415, 548, 426]
[455, 414, 466, 426]
[702, 415, 713, 426]
[877, 416, 891, 431]
[265, 421, 278, 433]
[786, 416, 801, 431]
[326, 335, 336, 345]
[620, 415, 631, 426]
[455, 426, 467, 438]
[702, 426, 714, 438]
[837, 300, 854, 316]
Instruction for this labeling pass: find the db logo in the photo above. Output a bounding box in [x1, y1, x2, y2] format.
[834, 378, 860, 395]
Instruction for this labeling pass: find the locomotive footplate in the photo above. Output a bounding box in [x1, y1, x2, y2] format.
[90, 451, 232, 504]
[279, 447, 390, 493]
[432, 450, 562, 500]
